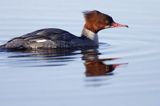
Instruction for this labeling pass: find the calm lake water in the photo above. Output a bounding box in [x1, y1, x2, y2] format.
[0, 0, 160, 106]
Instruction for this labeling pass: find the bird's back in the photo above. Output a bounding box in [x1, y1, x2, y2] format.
[2, 28, 82, 49]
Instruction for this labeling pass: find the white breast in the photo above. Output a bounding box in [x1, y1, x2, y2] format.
[81, 28, 99, 44]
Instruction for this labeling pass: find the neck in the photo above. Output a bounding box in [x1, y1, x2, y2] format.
[81, 28, 99, 45]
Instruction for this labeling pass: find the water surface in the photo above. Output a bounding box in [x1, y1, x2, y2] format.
[0, 0, 160, 106]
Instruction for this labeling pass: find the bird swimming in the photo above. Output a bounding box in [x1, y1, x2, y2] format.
[0, 10, 128, 50]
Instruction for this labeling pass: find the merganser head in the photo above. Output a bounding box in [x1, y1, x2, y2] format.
[83, 10, 128, 33]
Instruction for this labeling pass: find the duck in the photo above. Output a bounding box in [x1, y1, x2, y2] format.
[0, 10, 128, 50]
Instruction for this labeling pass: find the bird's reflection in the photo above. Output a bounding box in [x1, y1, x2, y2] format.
[7, 48, 126, 76]
[82, 49, 124, 77]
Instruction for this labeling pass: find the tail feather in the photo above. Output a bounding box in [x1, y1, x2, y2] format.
[1, 38, 28, 50]
[0, 44, 5, 49]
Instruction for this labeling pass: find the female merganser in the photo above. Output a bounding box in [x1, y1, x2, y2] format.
[0, 10, 128, 50]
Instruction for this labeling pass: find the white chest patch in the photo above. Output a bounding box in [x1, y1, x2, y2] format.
[81, 28, 99, 44]
[36, 39, 47, 43]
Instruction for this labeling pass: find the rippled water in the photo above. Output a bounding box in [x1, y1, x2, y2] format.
[0, 0, 160, 106]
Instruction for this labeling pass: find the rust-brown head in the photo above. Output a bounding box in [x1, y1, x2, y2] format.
[83, 10, 128, 33]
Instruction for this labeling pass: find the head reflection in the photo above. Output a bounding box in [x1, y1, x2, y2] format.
[82, 49, 123, 77]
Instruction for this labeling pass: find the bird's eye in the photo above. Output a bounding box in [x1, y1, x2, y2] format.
[106, 20, 110, 25]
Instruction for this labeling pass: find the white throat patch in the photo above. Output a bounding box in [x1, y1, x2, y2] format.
[81, 28, 99, 44]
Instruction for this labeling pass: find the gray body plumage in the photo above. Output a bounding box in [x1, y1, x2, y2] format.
[0, 28, 98, 50]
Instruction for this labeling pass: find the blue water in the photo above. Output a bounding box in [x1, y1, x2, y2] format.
[0, 0, 160, 106]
